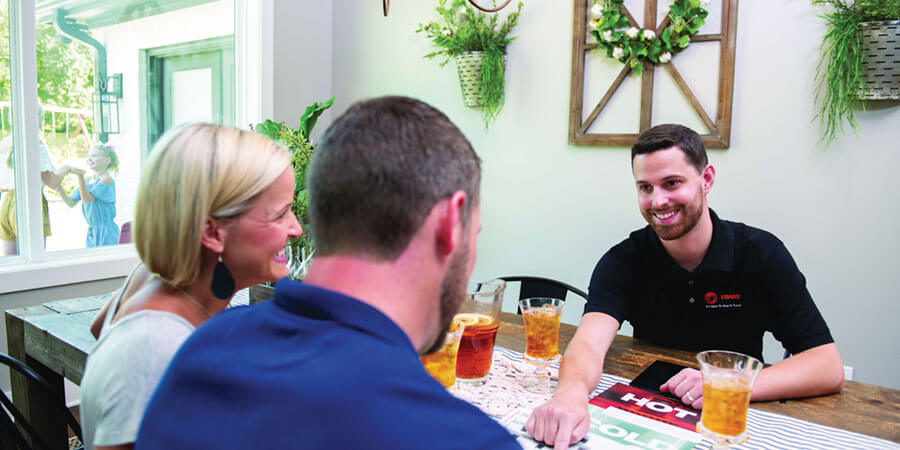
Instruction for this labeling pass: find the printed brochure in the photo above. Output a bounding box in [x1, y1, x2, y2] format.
[500, 404, 701, 449]
[589, 382, 701, 432]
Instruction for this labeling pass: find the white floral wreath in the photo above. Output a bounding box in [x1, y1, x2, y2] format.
[589, 0, 709, 76]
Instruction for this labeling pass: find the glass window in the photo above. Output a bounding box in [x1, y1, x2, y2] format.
[2, 0, 236, 258]
[1, 1, 19, 257]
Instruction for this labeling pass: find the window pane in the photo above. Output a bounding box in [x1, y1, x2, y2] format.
[0, 1, 19, 258]
[32, 0, 235, 252]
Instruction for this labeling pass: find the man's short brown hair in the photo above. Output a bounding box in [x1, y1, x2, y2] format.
[631, 124, 708, 173]
[308, 96, 481, 261]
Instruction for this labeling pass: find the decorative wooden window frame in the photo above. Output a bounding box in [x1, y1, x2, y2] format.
[568, 0, 739, 148]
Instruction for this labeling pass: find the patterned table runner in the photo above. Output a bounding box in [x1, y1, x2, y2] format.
[454, 347, 899, 449]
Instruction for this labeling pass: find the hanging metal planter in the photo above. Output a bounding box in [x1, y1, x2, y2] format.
[858, 20, 900, 100]
[455, 51, 508, 107]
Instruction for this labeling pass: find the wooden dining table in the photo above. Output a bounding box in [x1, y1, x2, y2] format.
[3, 292, 248, 449]
[5, 296, 899, 449]
[496, 311, 900, 443]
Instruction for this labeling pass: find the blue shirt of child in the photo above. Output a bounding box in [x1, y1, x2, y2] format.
[71, 178, 118, 247]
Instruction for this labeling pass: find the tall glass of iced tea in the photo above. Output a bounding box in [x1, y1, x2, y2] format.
[455, 279, 506, 385]
[421, 317, 466, 389]
[518, 297, 565, 393]
[696, 350, 763, 448]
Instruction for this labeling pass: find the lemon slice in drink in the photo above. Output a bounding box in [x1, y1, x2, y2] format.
[455, 313, 481, 327]
[455, 313, 494, 328]
[448, 316, 467, 333]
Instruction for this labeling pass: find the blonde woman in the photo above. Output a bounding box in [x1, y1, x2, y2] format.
[79, 123, 302, 450]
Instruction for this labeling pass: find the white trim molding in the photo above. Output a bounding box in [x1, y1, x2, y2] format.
[0, 247, 139, 294]
[235, 0, 274, 128]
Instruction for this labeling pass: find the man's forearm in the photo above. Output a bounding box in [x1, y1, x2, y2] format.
[557, 340, 607, 399]
[555, 313, 620, 399]
[751, 343, 843, 401]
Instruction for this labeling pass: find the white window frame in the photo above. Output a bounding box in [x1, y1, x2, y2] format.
[0, 0, 273, 294]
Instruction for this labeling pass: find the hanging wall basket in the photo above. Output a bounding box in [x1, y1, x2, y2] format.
[457, 52, 486, 107]
[455, 51, 507, 107]
[858, 20, 900, 100]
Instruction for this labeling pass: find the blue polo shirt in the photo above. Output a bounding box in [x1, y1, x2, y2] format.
[136, 279, 519, 449]
[585, 209, 833, 362]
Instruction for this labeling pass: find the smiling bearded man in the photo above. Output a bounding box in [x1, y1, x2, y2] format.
[524, 123, 844, 450]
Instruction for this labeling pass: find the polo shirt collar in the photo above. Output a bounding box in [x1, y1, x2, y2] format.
[646, 208, 734, 273]
[271, 277, 414, 349]
[697, 209, 734, 272]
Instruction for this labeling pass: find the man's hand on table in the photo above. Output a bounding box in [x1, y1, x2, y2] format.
[660, 367, 704, 409]
[525, 386, 591, 450]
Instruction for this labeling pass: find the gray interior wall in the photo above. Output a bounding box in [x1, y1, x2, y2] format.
[272, 0, 333, 142]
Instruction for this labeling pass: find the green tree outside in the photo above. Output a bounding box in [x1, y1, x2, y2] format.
[1, 2, 94, 138]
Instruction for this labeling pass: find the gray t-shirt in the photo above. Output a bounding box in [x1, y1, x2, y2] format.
[79, 309, 194, 449]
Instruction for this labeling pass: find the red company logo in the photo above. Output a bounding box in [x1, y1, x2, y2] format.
[704, 292, 718, 305]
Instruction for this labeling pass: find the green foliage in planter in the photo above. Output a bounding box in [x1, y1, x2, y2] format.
[417, 0, 524, 128]
[589, 0, 708, 77]
[254, 97, 335, 257]
[813, 0, 900, 147]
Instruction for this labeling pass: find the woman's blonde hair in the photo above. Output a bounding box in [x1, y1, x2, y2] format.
[134, 123, 291, 288]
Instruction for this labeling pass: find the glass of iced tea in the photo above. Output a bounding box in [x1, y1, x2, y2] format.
[519, 297, 565, 393]
[455, 279, 506, 386]
[696, 350, 763, 448]
[421, 317, 466, 389]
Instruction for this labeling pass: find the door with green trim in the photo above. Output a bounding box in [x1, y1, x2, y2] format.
[145, 36, 234, 150]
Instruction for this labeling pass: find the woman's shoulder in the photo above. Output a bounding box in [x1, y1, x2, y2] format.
[115, 274, 184, 321]
[106, 275, 197, 340]
[82, 312, 195, 420]
[92, 310, 194, 366]
[101, 310, 194, 343]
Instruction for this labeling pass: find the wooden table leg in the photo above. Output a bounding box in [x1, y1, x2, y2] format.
[6, 312, 69, 450]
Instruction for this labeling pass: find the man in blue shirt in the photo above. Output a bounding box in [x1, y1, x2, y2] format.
[136, 97, 519, 449]
[525, 124, 844, 449]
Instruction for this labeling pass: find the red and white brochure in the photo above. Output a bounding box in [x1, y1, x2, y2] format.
[589, 382, 701, 432]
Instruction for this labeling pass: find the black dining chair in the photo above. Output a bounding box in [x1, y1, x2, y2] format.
[498, 276, 589, 314]
[0, 353, 83, 450]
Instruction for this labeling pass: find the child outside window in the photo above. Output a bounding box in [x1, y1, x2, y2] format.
[0, 135, 59, 255]
[57, 144, 119, 247]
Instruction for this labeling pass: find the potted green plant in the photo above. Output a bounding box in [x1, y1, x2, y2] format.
[417, 0, 524, 128]
[813, 0, 900, 147]
[254, 97, 334, 279]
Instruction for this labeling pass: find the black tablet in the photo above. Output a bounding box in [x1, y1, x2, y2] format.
[629, 360, 688, 398]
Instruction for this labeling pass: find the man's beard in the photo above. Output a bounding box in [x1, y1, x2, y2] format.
[642, 185, 705, 241]
[421, 243, 470, 355]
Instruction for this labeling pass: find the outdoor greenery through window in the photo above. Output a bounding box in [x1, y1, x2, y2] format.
[1, 0, 235, 261]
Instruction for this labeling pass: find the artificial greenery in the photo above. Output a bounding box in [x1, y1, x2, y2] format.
[417, 0, 524, 127]
[813, 0, 900, 147]
[254, 97, 335, 262]
[590, 0, 708, 77]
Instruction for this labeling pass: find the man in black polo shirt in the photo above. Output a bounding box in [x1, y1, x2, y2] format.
[526, 124, 844, 449]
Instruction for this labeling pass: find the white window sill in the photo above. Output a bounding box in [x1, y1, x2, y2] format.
[0, 246, 139, 294]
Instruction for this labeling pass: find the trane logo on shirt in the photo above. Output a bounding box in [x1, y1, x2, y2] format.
[705, 291, 742, 309]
